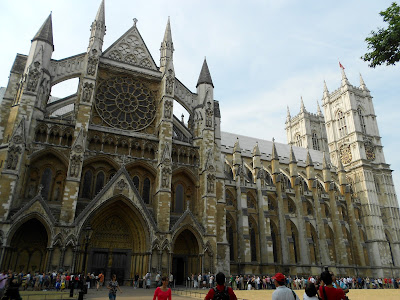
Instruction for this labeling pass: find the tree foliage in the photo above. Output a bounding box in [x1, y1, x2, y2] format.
[362, 2, 400, 67]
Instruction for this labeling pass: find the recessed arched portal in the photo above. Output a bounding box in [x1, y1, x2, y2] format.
[82, 199, 149, 285]
[172, 229, 200, 285]
[7, 219, 49, 273]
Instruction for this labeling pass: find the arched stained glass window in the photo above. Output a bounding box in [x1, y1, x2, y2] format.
[82, 170, 93, 198]
[133, 176, 140, 191]
[143, 177, 151, 204]
[337, 111, 348, 138]
[175, 184, 184, 213]
[94, 171, 105, 195]
[40, 168, 52, 200]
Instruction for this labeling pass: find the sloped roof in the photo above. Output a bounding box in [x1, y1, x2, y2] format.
[221, 131, 326, 170]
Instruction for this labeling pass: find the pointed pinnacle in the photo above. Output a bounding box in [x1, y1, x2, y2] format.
[337, 159, 345, 172]
[253, 142, 260, 156]
[233, 138, 241, 153]
[300, 96, 305, 112]
[32, 13, 54, 50]
[306, 150, 314, 167]
[196, 58, 214, 88]
[95, 0, 105, 23]
[163, 16, 173, 44]
[322, 152, 329, 169]
[324, 80, 329, 93]
[289, 145, 297, 164]
[271, 140, 279, 160]
[287, 106, 291, 118]
[317, 100, 322, 116]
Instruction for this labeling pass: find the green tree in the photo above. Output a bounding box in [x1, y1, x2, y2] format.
[362, 2, 400, 67]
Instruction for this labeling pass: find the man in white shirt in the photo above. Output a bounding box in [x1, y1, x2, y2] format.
[272, 273, 300, 300]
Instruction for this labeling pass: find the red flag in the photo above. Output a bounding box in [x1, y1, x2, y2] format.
[339, 62, 345, 69]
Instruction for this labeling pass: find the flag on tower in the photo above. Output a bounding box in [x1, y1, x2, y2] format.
[339, 62, 345, 69]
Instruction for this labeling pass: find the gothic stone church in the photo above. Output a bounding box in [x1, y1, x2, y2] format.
[0, 1, 399, 283]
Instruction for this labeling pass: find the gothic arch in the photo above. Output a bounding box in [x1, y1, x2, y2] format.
[83, 155, 119, 170]
[171, 224, 203, 254]
[30, 148, 69, 168]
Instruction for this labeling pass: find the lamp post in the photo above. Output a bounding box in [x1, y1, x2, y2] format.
[81, 226, 93, 274]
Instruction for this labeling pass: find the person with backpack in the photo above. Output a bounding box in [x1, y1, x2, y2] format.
[271, 272, 300, 300]
[204, 272, 237, 300]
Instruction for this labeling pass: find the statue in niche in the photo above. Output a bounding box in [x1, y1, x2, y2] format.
[164, 100, 172, 119]
[26, 61, 41, 92]
[207, 173, 215, 193]
[6, 154, 14, 170]
[166, 69, 174, 94]
[87, 49, 98, 76]
[82, 82, 94, 102]
[37, 78, 50, 109]
[161, 167, 171, 188]
[70, 155, 82, 177]
[205, 101, 213, 128]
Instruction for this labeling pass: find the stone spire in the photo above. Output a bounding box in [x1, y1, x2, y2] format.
[252, 142, 260, 156]
[322, 152, 329, 169]
[196, 58, 214, 88]
[322, 152, 332, 183]
[271, 138, 279, 160]
[317, 100, 322, 116]
[359, 73, 369, 91]
[88, 0, 106, 52]
[323, 80, 329, 100]
[252, 142, 261, 170]
[300, 96, 305, 113]
[233, 138, 241, 153]
[32, 13, 54, 50]
[337, 159, 346, 185]
[289, 145, 297, 164]
[306, 150, 313, 167]
[271, 138, 280, 175]
[340, 64, 350, 86]
[286, 106, 291, 122]
[160, 17, 174, 73]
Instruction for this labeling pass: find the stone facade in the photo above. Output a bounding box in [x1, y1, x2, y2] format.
[0, 1, 399, 283]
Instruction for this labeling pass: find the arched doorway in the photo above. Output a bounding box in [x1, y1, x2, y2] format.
[82, 199, 148, 285]
[172, 229, 199, 285]
[6, 218, 49, 273]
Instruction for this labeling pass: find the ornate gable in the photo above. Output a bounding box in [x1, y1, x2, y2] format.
[102, 22, 158, 71]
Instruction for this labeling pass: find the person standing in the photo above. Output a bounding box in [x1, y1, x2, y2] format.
[0, 270, 8, 298]
[204, 272, 237, 300]
[107, 274, 122, 300]
[169, 272, 174, 288]
[134, 274, 139, 289]
[318, 271, 345, 300]
[271, 273, 300, 300]
[303, 282, 319, 300]
[153, 276, 172, 300]
[98, 272, 104, 290]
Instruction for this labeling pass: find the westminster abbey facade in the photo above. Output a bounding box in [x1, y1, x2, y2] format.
[0, 1, 399, 283]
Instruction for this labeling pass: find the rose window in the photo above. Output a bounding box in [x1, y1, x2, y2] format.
[95, 76, 156, 131]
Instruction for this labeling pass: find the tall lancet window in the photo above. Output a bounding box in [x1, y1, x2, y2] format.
[337, 111, 348, 138]
[295, 134, 302, 147]
[358, 107, 366, 134]
[312, 132, 320, 150]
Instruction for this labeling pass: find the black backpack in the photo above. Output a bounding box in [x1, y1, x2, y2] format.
[213, 286, 230, 300]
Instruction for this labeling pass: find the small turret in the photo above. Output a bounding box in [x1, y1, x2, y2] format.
[359, 73, 370, 92]
[233, 138, 242, 166]
[306, 150, 315, 179]
[88, 0, 106, 53]
[300, 96, 306, 113]
[317, 100, 322, 117]
[252, 142, 261, 170]
[196, 58, 214, 107]
[337, 159, 347, 186]
[322, 152, 332, 182]
[289, 145, 298, 178]
[160, 17, 174, 74]
[271, 138, 280, 175]
[286, 106, 291, 123]
[197, 58, 214, 88]
[322, 80, 329, 103]
[340, 64, 350, 87]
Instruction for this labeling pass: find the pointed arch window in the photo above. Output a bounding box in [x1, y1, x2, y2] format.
[175, 184, 184, 213]
[94, 171, 105, 195]
[312, 132, 320, 150]
[133, 176, 140, 191]
[337, 110, 348, 138]
[142, 177, 151, 204]
[265, 171, 274, 186]
[226, 219, 235, 261]
[358, 107, 366, 134]
[40, 168, 53, 200]
[295, 134, 302, 147]
[270, 224, 278, 263]
[82, 170, 93, 198]
[249, 221, 257, 262]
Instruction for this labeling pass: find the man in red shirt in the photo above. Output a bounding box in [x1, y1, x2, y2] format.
[319, 271, 345, 300]
[204, 272, 237, 300]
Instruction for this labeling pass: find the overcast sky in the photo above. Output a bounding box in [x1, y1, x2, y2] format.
[1, 0, 399, 202]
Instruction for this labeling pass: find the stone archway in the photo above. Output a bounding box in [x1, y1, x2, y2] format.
[6, 218, 49, 273]
[82, 199, 149, 285]
[172, 229, 200, 285]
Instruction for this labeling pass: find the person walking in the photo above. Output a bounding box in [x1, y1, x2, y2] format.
[272, 273, 300, 300]
[204, 272, 237, 300]
[107, 274, 122, 300]
[153, 276, 172, 300]
[97, 272, 104, 290]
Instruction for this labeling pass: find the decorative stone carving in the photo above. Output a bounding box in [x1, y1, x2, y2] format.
[116, 179, 128, 191]
[205, 101, 213, 128]
[37, 78, 50, 108]
[207, 173, 215, 193]
[6, 145, 21, 170]
[164, 100, 172, 119]
[87, 49, 98, 76]
[161, 167, 171, 188]
[26, 61, 41, 92]
[70, 155, 82, 177]
[166, 69, 174, 95]
[82, 82, 94, 102]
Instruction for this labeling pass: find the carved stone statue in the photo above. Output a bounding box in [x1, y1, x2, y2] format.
[166, 70, 174, 95]
[207, 173, 215, 193]
[205, 101, 213, 128]
[161, 167, 171, 188]
[164, 100, 172, 119]
[70, 155, 82, 177]
[26, 61, 41, 92]
[82, 82, 94, 102]
[87, 50, 98, 76]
